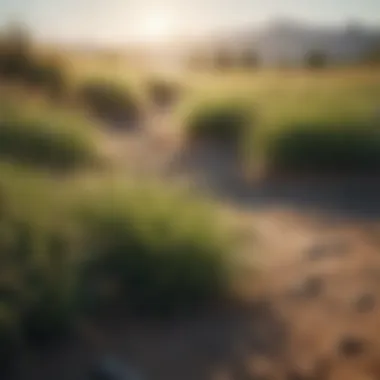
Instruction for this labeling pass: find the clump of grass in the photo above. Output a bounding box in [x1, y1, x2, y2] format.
[0, 166, 234, 372]
[77, 79, 141, 126]
[0, 101, 99, 170]
[185, 98, 254, 147]
[76, 180, 231, 316]
[265, 121, 380, 175]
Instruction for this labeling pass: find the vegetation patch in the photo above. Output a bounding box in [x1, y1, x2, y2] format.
[185, 98, 254, 148]
[76, 181, 231, 316]
[0, 166, 233, 373]
[77, 80, 141, 127]
[264, 121, 380, 175]
[0, 101, 98, 171]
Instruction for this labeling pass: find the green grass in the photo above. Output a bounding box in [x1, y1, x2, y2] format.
[75, 179, 232, 315]
[0, 164, 233, 368]
[0, 98, 99, 170]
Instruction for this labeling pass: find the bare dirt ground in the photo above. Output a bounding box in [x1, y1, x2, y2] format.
[15, 110, 380, 380]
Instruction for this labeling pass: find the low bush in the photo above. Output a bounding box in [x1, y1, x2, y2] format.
[0, 103, 98, 170]
[185, 98, 254, 147]
[76, 182, 231, 316]
[265, 122, 380, 175]
[0, 167, 233, 373]
[77, 80, 141, 126]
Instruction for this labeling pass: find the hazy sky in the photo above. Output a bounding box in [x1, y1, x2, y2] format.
[0, 0, 379, 44]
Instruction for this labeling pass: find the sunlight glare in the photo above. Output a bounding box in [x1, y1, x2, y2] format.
[139, 12, 174, 43]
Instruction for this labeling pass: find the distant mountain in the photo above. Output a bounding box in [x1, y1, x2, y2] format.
[186, 19, 380, 65]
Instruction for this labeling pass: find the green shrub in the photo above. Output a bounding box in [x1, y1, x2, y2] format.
[78, 80, 140, 125]
[266, 122, 380, 174]
[185, 99, 254, 147]
[0, 104, 98, 170]
[0, 166, 233, 367]
[76, 182, 230, 316]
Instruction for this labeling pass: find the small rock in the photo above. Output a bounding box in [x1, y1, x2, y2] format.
[354, 294, 376, 313]
[338, 336, 367, 358]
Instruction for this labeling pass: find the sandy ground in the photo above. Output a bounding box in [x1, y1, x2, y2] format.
[14, 109, 380, 380]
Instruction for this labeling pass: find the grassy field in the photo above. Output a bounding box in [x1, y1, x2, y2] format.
[1, 58, 380, 375]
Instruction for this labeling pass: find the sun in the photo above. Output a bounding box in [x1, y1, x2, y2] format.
[139, 13, 174, 43]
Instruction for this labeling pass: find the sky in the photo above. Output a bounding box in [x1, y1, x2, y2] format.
[0, 0, 379, 44]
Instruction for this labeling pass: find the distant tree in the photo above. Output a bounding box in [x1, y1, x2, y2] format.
[240, 49, 260, 69]
[304, 50, 328, 69]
